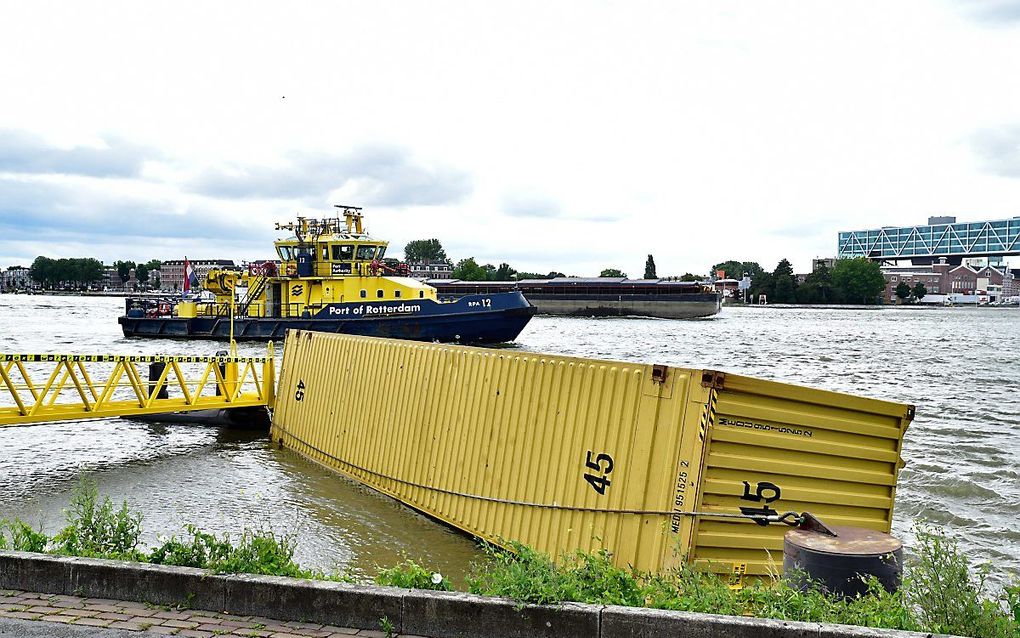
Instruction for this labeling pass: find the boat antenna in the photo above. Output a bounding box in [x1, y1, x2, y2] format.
[334, 204, 365, 234]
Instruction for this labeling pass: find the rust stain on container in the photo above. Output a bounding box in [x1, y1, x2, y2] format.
[271, 331, 913, 577]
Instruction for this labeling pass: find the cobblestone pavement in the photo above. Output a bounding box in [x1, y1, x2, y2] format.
[0, 589, 424, 638]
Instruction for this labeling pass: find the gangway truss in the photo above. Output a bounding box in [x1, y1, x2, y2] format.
[0, 344, 275, 427]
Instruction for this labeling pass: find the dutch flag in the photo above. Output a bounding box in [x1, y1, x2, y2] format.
[183, 257, 198, 294]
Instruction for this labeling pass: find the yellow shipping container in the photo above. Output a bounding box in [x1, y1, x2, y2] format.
[270, 331, 912, 578]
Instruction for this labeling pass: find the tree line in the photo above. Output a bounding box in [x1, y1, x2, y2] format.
[112, 259, 163, 287]
[403, 239, 891, 303]
[28, 256, 163, 289]
[403, 239, 566, 281]
[713, 257, 888, 304]
[29, 257, 105, 288]
[408, 240, 698, 282]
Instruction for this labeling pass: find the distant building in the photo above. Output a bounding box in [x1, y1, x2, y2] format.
[101, 266, 142, 291]
[161, 259, 236, 291]
[839, 216, 1020, 263]
[0, 266, 33, 290]
[713, 278, 740, 297]
[102, 267, 120, 290]
[406, 259, 453, 280]
[1003, 268, 1020, 299]
[881, 260, 1005, 303]
[812, 257, 835, 272]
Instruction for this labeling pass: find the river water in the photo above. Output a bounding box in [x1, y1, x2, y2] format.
[0, 295, 1017, 583]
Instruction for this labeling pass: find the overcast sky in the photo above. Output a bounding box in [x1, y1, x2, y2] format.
[2, 0, 1019, 276]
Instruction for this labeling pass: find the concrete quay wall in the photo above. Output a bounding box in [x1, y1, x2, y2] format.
[0, 551, 954, 638]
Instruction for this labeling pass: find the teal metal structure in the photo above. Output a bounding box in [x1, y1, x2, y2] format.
[838, 217, 1020, 262]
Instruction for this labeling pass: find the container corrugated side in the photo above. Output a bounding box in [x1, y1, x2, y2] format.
[691, 372, 912, 579]
[271, 331, 912, 576]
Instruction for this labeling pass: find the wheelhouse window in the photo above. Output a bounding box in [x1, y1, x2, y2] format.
[357, 245, 377, 261]
[376, 246, 387, 259]
[321, 246, 329, 260]
[277, 246, 293, 260]
[333, 244, 354, 261]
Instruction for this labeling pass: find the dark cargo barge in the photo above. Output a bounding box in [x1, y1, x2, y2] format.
[428, 277, 722, 319]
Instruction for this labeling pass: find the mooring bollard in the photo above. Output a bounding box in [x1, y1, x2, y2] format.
[783, 513, 903, 598]
[148, 361, 169, 400]
[214, 350, 229, 397]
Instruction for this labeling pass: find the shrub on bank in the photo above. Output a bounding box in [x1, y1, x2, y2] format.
[0, 477, 316, 579]
[375, 559, 452, 591]
[463, 534, 1019, 637]
[1, 478, 1017, 637]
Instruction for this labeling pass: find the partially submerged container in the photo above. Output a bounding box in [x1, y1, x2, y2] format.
[270, 331, 913, 579]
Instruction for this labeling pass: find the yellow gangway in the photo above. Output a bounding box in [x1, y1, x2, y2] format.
[0, 344, 275, 427]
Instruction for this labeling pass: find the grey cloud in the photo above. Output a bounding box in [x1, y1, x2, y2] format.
[501, 193, 621, 223]
[954, 0, 1020, 24]
[189, 146, 473, 206]
[502, 193, 563, 219]
[0, 178, 263, 243]
[0, 129, 153, 178]
[970, 126, 1020, 177]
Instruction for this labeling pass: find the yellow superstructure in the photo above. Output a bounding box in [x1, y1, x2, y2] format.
[193, 206, 437, 319]
[270, 331, 913, 580]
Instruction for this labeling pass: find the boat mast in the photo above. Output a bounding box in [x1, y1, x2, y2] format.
[334, 204, 364, 234]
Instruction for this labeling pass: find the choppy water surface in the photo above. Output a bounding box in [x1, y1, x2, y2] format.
[1, 295, 1017, 581]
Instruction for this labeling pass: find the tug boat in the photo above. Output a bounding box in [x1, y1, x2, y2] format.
[119, 206, 536, 344]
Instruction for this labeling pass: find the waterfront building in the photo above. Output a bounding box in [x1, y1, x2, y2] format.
[406, 259, 453, 280]
[1003, 269, 1020, 300]
[812, 257, 836, 272]
[101, 266, 142, 291]
[838, 215, 1020, 264]
[713, 278, 740, 298]
[0, 266, 33, 291]
[881, 260, 1006, 303]
[160, 259, 236, 291]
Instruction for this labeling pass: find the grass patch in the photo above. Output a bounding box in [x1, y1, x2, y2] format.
[1, 477, 329, 580]
[374, 558, 451, 591]
[2, 478, 1017, 637]
[464, 534, 1018, 637]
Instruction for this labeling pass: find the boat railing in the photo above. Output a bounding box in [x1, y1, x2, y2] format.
[192, 301, 330, 320]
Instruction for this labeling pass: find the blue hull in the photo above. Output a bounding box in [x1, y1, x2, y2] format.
[119, 292, 536, 345]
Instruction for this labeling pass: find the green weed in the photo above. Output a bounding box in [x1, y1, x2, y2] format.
[465, 531, 1018, 637]
[907, 524, 1017, 638]
[467, 543, 642, 607]
[0, 519, 48, 553]
[374, 559, 451, 591]
[149, 525, 311, 578]
[4, 480, 1018, 638]
[148, 524, 233, 568]
[51, 476, 142, 559]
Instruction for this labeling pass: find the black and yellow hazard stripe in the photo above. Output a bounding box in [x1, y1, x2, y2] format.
[698, 387, 719, 441]
[0, 354, 267, 363]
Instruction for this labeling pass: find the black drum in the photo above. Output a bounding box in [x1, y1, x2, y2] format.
[784, 523, 903, 598]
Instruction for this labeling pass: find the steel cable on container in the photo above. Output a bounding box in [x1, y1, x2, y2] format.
[276, 430, 803, 526]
